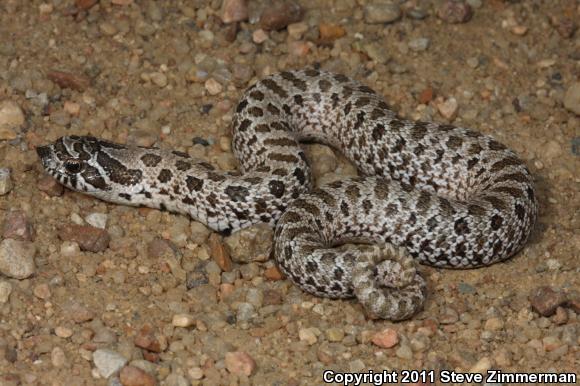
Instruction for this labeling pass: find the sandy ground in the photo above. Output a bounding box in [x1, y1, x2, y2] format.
[0, 0, 578, 385]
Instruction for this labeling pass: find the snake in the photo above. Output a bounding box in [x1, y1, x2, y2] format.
[36, 69, 538, 320]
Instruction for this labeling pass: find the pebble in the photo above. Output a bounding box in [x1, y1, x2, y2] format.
[439, 308, 460, 326]
[2, 211, 34, 241]
[0, 280, 12, 303]
[119, 366, 156, 386]
[205, 78, 223, 95]
[563, 82, 580, 115]
[438, 0, 473, 23]
[224, 351, 256, 377]
[0, 239, 36, 279]
[60, 241, 81, 257]
[395, 343, 413, 359]
[48, 70, 90, 91]
[436, 97, 459, 120]
[299, 327, 319, 345]
[0, 168, 13, 195]
[58, 224, 110, 252]
[326, 328, 345, 342]
[287, 22, 309, 40]
[260, 1, 303, 31]
[55, 326, 74, 338]
[264, 265, 284, 280]
[65, 302, 94, 323]
[0, 100, 24, 140]
[252, 29, 269, 44]
[208, 234, 232, 271]
[363, 2, 401, 24]
[188, 367, 203, 380]
[552, 16, 577, 39]
[469, 356, 492, 373]
[224, 223, 272, 263]
[371, 328, 399, 348]
[288, 41, 311, 56]
[85, 213, 108, 229]
[93, 349, 128, 378]
[484, 317, 504, 331]
[236, 302, 255, 322]
[408, 37, 430, 52]
[37, 175, 64, 196]
[221, 0, 248, 23]
[51, 346, 67, 368]
[134, 325, 164, 353]
[33, 283, 51, 299]
[150, 72, 168, 88]
[319, 23, 346, 42]
[172, 314, 196, 328]
[530, 286, 567, 316]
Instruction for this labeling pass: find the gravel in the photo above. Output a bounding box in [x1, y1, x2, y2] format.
[0, 1, 577, 384]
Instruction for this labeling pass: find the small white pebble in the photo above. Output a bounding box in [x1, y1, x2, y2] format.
[205, 78, 223, 95]
[70, 212, 85, 225]
[85, 212, 108, 229]
[172, 313, 196, 328]
[0, 168, 13, 196]
[60, 241, 80, 257]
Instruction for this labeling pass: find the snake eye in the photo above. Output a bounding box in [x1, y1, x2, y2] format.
[64, 160, 83, 174]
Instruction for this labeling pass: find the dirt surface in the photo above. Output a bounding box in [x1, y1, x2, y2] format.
[0, 0, 579, 385]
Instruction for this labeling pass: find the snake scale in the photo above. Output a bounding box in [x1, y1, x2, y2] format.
[37, 69, 538, 320]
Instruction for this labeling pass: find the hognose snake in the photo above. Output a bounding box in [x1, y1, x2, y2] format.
[37, 69, 538, 320]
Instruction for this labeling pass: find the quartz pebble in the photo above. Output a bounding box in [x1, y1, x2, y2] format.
[0, 239, 36, 279]
[0, 100, 24, 140]
[172, 314, 196, 328]
[224, 351, 256, 376]
[437, 97, 459, 120]
[93, 349, 128, 378]
[85, 213, 108, 229]
[0, 168, 13, 195]
[205, 78, 223, 95]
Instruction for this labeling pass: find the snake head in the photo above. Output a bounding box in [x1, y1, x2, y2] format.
[36, 136, 113, 193]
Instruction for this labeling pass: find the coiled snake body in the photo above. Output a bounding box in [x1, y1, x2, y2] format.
[37, 69, 538, 320]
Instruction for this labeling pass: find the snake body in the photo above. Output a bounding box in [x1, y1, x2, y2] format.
[37, 69, 538, 320]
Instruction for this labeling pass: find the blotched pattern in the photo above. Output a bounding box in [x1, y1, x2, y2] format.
[37, 69, 538, 320]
